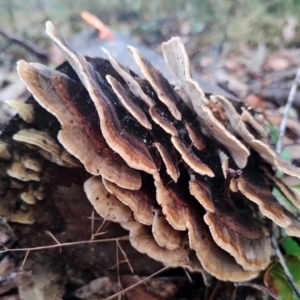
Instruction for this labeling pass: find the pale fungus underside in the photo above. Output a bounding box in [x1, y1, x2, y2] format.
[1, 22, 300, 296]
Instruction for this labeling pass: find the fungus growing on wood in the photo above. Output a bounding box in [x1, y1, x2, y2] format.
[212, 94, 300, 178]
[204, 211, 271, 271]
[102, 47, 155, 107]
[45, 22, 158, 177]
[2, 20, 299, 291]
[106, 74, 152, 129]
[7, 161, 40, 182]
[17, 60, 142, 190]
[103, 177, 154, 225]
[237, 166, 300, 236]
[0, 192, 35, 224]
[189, 173, 215, 212]
[152, 208, 187, 250]
[149, 106, 178, 136]
[171, 136, 214, 177]
[127, 46, 182, 121]
[121, 220, 194, 269]
[84, 176, 132, 223]
[21, 157, 42, 173]
[12, 128, 79, 167]
[84, 176, 200, 271]
[5, 100, 34, 124]
[184, 121, 206, 151]
[153, 142, 179, 182]
[162, 37, 250, 168]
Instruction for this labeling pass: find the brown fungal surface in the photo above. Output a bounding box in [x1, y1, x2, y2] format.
[152, 208, 187, 250]
[153, 142, 179, 182]
[171, 136, 214, 177]
[45, 22, 158, 177]
[84, 176, 133, 223]
[213, 94, 300, 178]
[84, 176, 198, 271]
[5, 100, 35, 124]
[106, 74, 152, 130]
[7, 161, 41, 182]
[204, 211, 271, 271]
[2, 21, 300, 298]
[184, 121, 206, 151]
[103, 177, 154, 226]
[189, 173, 215, 212]
[17, 60, 141, 190]
[162, 37, 250, 169]
[149, 106, 178, 136]
[237, 165, 300, 235]
[102, 47, 155, 107]
[127, 46, 182, 120]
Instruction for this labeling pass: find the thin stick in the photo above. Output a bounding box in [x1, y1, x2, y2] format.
[103, 266, 169, 300]
[183, 267, 193, 283]
[45, 231, 62, 252]
[117, 240, 134, 274]
[108, 260, 127, 270]
[208, 281, 220, 300]
[87, 216, 103, 221]
[90, 210, 95, 240]
[0, 235, 151, 253]
[94, 219, 107, 238]
[276, 67, 300, 154]
[271, 235, 300, 298]
[116, 240, 123, 300]
[20, 250, 30, 271]
[0, 29, 48, 59]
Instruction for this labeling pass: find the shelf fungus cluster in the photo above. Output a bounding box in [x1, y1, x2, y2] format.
[1, 21, 300, 288]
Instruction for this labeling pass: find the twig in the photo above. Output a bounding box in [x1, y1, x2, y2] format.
[0, 29, 48, 60]
[116, 239, 123, 300]
[208, 281, 220, 300]
[276, 67, 300, 154]
[90, 210, 95, 240]
[0, 235, 151, 253]
[81, 11, 114, 40]
[271, 235, 300, 298]
[117, 240, 134, 274]
[92, 219, 107, 239]
[183, 267, 193, 283]
[108, 260, 128, 270]
[45, 231, 62, 252]
[20, 249, 30, 271]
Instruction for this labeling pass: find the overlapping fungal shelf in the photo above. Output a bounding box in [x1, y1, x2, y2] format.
[16, 21, 300, 281]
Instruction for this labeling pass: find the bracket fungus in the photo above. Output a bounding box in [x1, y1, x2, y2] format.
[0, 21, 300, 297]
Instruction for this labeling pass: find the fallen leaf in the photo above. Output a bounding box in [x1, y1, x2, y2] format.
[264, 255, 300, 300]
[81, 10, 114, 40]
[264, 56, 291, 72]
[263, 49, 300, 71]
[244, 94, 262, 109]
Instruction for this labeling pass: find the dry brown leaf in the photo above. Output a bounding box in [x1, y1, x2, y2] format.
[81, 10, 114, 40]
